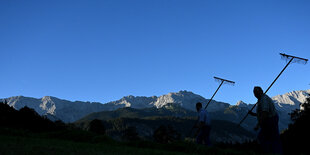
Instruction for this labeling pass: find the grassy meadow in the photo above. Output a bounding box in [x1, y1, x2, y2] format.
[0, 128, 260, 155]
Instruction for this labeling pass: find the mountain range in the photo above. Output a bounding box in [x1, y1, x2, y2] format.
[1, 89, 309, 132]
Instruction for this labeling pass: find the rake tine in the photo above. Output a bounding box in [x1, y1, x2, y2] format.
[205, 77, 235, 109]
[214, 76, 235, 85]
[280, 53, 308, 63]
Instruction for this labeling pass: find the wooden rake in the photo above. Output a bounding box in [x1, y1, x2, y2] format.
[238, 53, 308, 126]
[187, 76, 235, 137]
[204, 77, 235, 110]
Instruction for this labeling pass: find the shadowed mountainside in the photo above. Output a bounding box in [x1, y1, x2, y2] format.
[75, 104, 255, 143]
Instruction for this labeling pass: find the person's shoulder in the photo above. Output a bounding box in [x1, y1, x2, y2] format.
[263, 94, 272, 100]
[264, 94, 274, 101]
[263, 94, 275, 104]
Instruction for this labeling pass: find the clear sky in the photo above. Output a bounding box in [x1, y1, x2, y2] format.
[1, 0, 309, 105]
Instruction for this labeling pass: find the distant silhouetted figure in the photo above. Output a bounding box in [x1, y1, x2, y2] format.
[194, 102, 211, 146]
[249, 86, 282, 154]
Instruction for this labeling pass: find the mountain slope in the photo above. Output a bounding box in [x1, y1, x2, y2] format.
[78, 103, 197, 122]
[102, 90, 230, 112]
[0, 90, 229, 123]
[1, 96, 108, 122]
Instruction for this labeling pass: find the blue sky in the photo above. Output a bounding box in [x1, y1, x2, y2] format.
[0, 0, 309, 105]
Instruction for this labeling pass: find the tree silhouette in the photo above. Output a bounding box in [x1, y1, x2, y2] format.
[122, 126, 139, 141]
[88, 119, 106, 135]
[0, 101, 19, 128]
[281, 94, 310, 155]
[0, 102, 61, 132]
[153, 125, 180, 143]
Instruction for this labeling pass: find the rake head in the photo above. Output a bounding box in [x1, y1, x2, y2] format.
[214, 76, 235, 85]
[280, 53, 308, 65]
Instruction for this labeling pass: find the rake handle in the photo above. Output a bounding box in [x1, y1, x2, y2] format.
[238, 102, 257, 126]
[265, 57, 294, 94]
[205, 81, 224, 110]
[239, 57, 294, 126]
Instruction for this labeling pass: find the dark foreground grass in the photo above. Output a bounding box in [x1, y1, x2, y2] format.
[0, 134, 189, 155]
[0, 129, 260, 155]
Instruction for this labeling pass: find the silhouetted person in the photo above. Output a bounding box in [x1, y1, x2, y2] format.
[194, 102, 211, 146]
[249, 86, 282, 154]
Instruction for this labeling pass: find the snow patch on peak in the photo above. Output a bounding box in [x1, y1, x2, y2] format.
[272, 90, 310, 112]
[153, 90, 228, 112]
[272, 90, 310, 106]
[236, 101, 248, 108]
[42, 96, 52, 101]
[105, 95, 157, 110]
[40, 96, 56, 115]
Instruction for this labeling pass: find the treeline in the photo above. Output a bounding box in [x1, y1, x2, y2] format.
[280, 94, 310, 154]
[76, 116, 255, 144]
[0, 101, 114, 144]
[0, 101, 65, 132]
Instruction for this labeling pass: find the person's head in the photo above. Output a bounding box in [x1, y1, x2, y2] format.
[253, 86, 264, 99]
[196, 102, 202, 112]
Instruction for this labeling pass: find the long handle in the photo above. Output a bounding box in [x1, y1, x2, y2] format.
[205, 81, 224, 109]
[238, 57, 294, 126]
[264, 57, 294, 94]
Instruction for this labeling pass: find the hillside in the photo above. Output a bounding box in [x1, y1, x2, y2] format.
[76, 116, 255, 144]
[78, 103, 197, 122]
[76, 104, 255, 143]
